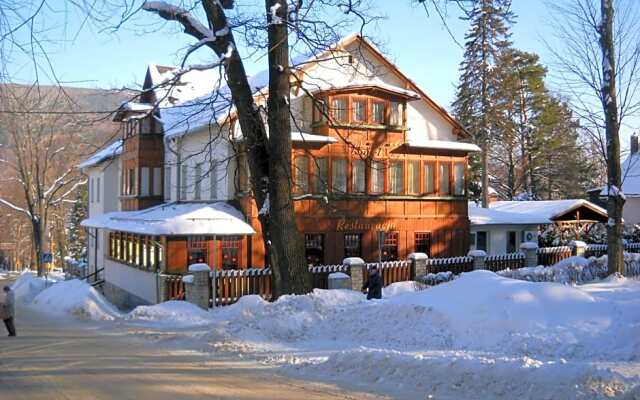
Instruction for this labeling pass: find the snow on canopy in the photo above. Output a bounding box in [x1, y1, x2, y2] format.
[81, 201, 255, 236]
[405, 139, 481, 153]
[469, 199, 608, 226]
[77, 140, 123, 169]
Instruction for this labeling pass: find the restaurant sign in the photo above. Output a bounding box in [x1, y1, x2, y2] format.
[336, 218, 396, 232]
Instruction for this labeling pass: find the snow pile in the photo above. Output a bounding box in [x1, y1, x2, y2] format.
[126, 301, 211, 326]
[31, 279, 120, 321]
[179, 271, 640, 399]
[11, 271, 51, 304]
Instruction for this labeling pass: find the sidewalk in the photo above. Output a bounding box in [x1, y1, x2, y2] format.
[0, 278, 385, 400]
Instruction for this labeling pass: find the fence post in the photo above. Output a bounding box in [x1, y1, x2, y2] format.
[408, 252, 428, 279]
[185, 263, 211, 310]
[211, 268, 217, 308]
[570, 240, 587, 258]
[467, 250, 487, 270]
[344, 257, 365, 291]
[520, 242, 539, 268]
[158, 274, 169, 302]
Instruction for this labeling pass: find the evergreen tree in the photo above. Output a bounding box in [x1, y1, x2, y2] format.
[67, 187, 87, 261]
[453, 0, 515, 206]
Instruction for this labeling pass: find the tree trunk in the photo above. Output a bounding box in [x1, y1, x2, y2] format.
[265, 0, 312, 295]
[32, 218, 44, 277]
[600, 0, 624, 275]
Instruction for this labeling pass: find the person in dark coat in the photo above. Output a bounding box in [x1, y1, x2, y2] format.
[2, 286, 16, 337]
[362, 266, 383, 300]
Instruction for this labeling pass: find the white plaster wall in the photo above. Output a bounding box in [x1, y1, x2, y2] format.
[170, 126, 234, 202]
[86, 158, 120, 218]
[470, 225, 538, 255]
[104, 258, 158, 304]
[623, 197, 640, 226]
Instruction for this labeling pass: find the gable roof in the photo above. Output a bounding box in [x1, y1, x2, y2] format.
[78, 140, 123, 170]
[469, 199, 608, 226]
[597, 153, 640, 198]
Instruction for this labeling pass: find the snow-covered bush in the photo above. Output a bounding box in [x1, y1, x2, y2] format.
[418, 271, 455, 286]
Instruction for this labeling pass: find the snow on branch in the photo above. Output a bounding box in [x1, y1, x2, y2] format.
[0, 198, 31, 217]
[268, 3, 284, 25]
[50, 179, 87, 206]
[142, 1, 215, 39]
[43, 168, 73, 199]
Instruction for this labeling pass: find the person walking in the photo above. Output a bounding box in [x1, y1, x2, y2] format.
[2, 286, 16, 337]
[361, 265, 383, 300]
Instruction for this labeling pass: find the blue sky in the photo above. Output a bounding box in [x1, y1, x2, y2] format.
[6, 1, 636, 146]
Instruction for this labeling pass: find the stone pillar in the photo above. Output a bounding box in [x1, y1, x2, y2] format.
[344, 257, 365, 291]
[328, 272, 352, 289]
[520, 242, 539, 268]
[408, 252, 429, 279]
[467, 250, 487, 270]
[570, 240, 587, 258]
[184, 263, 211, 310]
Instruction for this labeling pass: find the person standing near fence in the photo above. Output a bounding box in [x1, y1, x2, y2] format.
[1, 286, 16, 337]
[362, 265, 382, 300]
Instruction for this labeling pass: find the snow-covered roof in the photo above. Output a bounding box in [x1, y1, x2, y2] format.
[77, 140, 123, 169]
[81, 202, 255, 236]
[597, 153, 640, 198]
[303, 81, 420, 100]
[405, 140, 481, 152]
[469, 199, 608, 226]
[148, 64, 223, 108]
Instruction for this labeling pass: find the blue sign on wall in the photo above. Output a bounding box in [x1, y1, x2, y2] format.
[41, 252, 53, 263]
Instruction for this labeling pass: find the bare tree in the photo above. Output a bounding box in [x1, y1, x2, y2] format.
[547, 0, 640, 274]
[0, 85, 85, 276]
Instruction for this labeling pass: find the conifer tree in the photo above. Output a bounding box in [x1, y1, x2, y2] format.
[67, 188, 87, 261]
[453, 0, 514, 207]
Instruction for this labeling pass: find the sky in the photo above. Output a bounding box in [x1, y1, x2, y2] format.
[5, 0, 637, 147]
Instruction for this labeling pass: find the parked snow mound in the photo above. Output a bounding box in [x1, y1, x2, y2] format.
[381, 280, 419, 297]
[127, 301, 212, 326]
[32, 279, 120, 320]
[11, 271, 49, 304]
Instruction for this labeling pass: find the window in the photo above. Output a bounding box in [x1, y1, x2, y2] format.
[96, 177, 101, 202]
[453, 163, 465, 195]
[352, 99, 366, 123]
[194, 163, 202, 200]
[312, 99, 327, 123]
[372, 101, 385, 124]
[141, 167, 150, 196]
[476, 231, 488, 251]
[129, 168, 137, 196]
[371, 160, 385, 193]
[507, 231, 518, 253]
[331, 97, 347, 123]
[89, 178, 93, 203]
[344, 233, 362, 258]
[439, 163, 450, 194]
[381, 232, 399, 261]
[295, 156, 309, 193]
[210, 162, 218, 200]
[390, 160, 404, 194]
[390, 101, 403, 126]
[187, 236, 208, 265]
[408, 160, 420, 194]
[313, 158, 328, 193]
[180, 164, 188, 200]
[424, 162, 435, 194]
[331, 158, 347, 193]
[221, 236, 241, 270]
[351, 159, 365, 193]
[305, 234, 324, 266]
[165, 166, 172, 200]
[153, 168, 162, 196]
[415, 232, 431, 256]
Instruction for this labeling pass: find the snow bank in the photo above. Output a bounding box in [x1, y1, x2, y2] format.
[32, 279, 120, 321]
[11, 271, 50, 304]
[126, 301, 211, 326]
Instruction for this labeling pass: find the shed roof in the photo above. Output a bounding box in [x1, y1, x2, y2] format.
[469, 199, 608, 226]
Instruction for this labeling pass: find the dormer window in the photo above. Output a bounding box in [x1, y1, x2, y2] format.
[352, 98, 366, 123]
[331, 97, 348, 123]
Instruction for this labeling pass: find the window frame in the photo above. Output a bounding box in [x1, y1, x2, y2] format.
[351, 158, 366, 194]
[331, 158, 348, 193]
[370, 159, 386, 194]
[415, 232, 431, 256]
[389, 159, 405, 195]
[330, 96, 348, 124]
[351, 96, 367, 124]
[344, 233, 363, 258]
[294, 155, 310, 193]
[423, 161, 436, 195]
[304, 233, 325, 266]
[438, 161, 451, 195]
[371, 100, 386, 125]
[453, 162, 466, 196]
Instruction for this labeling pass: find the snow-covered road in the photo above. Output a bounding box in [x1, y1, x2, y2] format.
[0, 278, 387, 400]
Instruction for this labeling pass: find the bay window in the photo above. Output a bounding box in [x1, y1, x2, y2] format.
[439, 163, 450, 195]
[331, 97, 348, 123]
[453, 162, 465, 195]
[408, 160, 420, 194]
[424, 162, 435, 194]
[352, 98, 366, 123]
[372, 101, 385, 124]
[371, 160, 385, 193]
[389, 101, 403, 126]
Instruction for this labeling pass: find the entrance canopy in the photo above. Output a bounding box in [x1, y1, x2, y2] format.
[81, 202, 255, 236]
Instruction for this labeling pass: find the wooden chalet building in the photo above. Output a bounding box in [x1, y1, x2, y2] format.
[81, 34, 479, 306]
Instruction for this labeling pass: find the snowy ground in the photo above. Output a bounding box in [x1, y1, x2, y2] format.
[9, 269, 640, 399]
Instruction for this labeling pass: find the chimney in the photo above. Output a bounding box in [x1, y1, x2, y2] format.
[632, 134, 639, 154]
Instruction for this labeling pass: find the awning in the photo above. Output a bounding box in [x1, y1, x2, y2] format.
[81, 202, 255, 236]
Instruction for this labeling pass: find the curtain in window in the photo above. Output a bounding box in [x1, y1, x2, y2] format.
[371, 160, 385, 193]
[352, 159, 365, 193]
[332, 159, 347, 193]
[390, 160, 404, 194]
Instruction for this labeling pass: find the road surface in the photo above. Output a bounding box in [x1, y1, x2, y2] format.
[0, 278, 385, 400]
